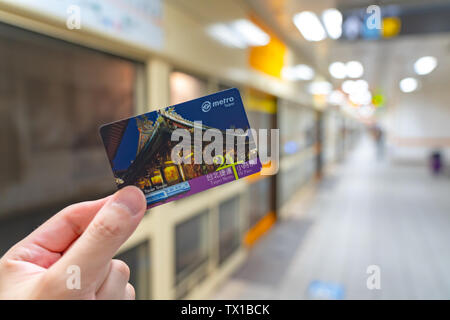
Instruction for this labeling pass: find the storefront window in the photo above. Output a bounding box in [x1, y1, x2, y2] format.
[0, 23, 145, 253]
[115, 240, 151, 300]
[248, 179, 271, 228]
[218, 196, 240, 264]
[175, 210, 209, 284]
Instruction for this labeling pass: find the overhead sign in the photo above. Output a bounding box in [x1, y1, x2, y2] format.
[341, 2, 450, 41]
[2, 0, 164, 50]
[248, 15, 286, 78]
[342, 5, 401, 40]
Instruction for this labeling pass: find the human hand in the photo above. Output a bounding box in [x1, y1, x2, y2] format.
[0, 186, 146, 300]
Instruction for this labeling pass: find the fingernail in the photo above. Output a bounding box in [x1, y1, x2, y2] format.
[111, 186, 146, 216]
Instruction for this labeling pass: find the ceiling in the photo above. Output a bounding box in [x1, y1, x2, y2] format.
[245, 0, 450, 107]
[167, 0, 450, 109]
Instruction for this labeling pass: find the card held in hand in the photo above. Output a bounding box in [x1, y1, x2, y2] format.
[99, 88, 262, 209]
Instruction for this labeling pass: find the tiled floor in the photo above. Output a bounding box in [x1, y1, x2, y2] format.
[213, 137, 450, 299]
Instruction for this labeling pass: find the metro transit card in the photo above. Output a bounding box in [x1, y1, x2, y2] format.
[99, 88, 262, 209]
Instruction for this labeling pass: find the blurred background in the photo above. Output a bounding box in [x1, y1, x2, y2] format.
[0, 0, 449, 299]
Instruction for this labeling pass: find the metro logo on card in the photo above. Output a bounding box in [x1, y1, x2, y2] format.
[100, 88, 262, 209]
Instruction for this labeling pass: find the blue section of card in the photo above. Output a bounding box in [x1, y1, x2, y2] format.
[102, 88, 251, 172]
[146, 181, 191, 204]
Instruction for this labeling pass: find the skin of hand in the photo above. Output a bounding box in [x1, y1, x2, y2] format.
[0, 186, 146, 300]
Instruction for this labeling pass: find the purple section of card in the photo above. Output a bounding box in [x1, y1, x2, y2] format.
[147, 159, 262, 208]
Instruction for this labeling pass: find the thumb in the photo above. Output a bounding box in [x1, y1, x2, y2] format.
[48, 186, 146, 287]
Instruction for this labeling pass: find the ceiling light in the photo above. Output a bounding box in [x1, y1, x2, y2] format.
[342, 80, 355, 94]
[399, 77, 418, 93]
[349, 90, 372, 105]
[359, 105, 375, 118]
[328, 90, 345, 105]
[207, 23, 247, 48]
[343, 79, 370, 104]
[346, 61, 364, 78]
[230, 19, 270, 47]
[414, 56, 437, 75]
[308, 81, 332, 95]
[329, 62, 346, 79]
[322, 9, 342, 39]
[282, 64, 315, 81]
[354, 79, 369, 92]
[293, 11, 326, 42]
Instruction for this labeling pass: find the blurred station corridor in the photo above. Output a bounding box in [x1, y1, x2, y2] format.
[1, 0, 450, 300]
[214, 135, 450, 299]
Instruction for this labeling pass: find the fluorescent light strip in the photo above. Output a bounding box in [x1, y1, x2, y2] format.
[322, 9, 342, 39]
[399, 77, 418, 93]
[293, 11, 326, 42]
[231, 19, 270, 47]
[329, 61, 346, 79]
[207, 19, 270, 49]
[207, 23, 247, 48]
[414, 56, 437, 75]
[308, 81, 332, 95]
[346, 61, 364, 78]
[282, 64, 315, 81]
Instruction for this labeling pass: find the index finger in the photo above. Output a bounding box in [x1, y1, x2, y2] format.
[2, 196, 110, 268]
